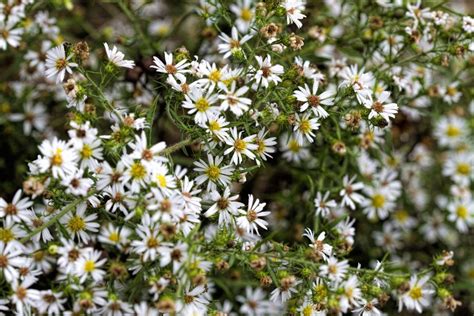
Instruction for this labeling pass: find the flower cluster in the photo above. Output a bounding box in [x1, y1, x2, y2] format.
[0, 0, 473, 315]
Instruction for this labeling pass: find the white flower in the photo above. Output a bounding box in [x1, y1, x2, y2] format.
[182, 87, 219, 124]
[11, 276, 40, 315]
[398, 275, 434, 313]
[447, 197, 474, 232]
[224, 127, 258, 165]
[44, 44, 77, 83]
[353, 299, 382, 316]
[237, 287, 272, 315]
[229, 0, 254, 33]
[150, 52, 189, 81]
[131, 215, 166, 262]
[218, 26, 253, 58]
[204, 188, 243, 227]
[281, 0, 306, 28]
[361, 186, 396, 220]
[75, 249, 107, 283]
[237, 194, 270, 235]
[294, 80, 335, 118]
[294, 113, 320, 144]
[253, 55, 284, 88]
[363, 91, 398, 123]
[339, 175, 366, 210]
[339, 65, 374, 104]
[202, 116, 230, 142]
[194, 155, 234, 192]
[462, 16, 474, 33]
[0, 243, 25, 282]
[434, 115, 467, 148]
[319, 256, 349, 283]
[104, 42, 135, 69]
[443, 152, 474, 186]
[98, 223, 131, 249]
[61, 169, 93, 196]
[0, 189, 33, 225]
[303, 228, 333, 261]
[36, 290, 66, 315]
[280, 133, 310, 163]
[270, 275, 301, 303]
[61, 202, 99, 243]
[8, 102, 48, 135]
[0, 18, 23, 50]
[177, 285, 209, 315]
[218, 81, 251, 117]
[254, 129, 277, 163]
[313, 191, 337, 217]
[340, 275, 362, 312]
[36, 138, 78, 179]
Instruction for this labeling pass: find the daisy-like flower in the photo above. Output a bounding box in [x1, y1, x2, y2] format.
[182, 87, 219, 124]
[281, 0, 306, 28]
[177, 285, 209, 315]
[363, 91, 399, 124]
[340, 275, 362, 312]
[294, 113, 320, 144]
[36, 138, 77, 179]
[0, 18, 23, 50]
[61, 169, 94, 196]
[442, 152, 474, 186]
[294, 80, 335, 118]
[104, 43, 135, 69]
[75, 249, 107, 283]
[433, 115, 467, 148]
[236, 194, 270, 235]
[362, 187, 396, 220]
[44, 44, 77, 83]
[440, 82, 462, 104]
[204, 188, 244, 227]
[194, 155, 235, 192]
[319, 256, 349, 284]
[150, 52, 189, 81]
[8, 102, 48, 136]
[229, 0, 254, 33]
[339, 64, 374, 104]
[237, 287, 272, 316]
[254, 129, 277, 163]
[76, 139, 103, 170]
[36, 290, 66, 316]
[0, 243, 25, 282]
[224, 127, 258, 165]
[0, 189, 33, 225]
[131, 215, 166, 262]
[61, 202, 99, 243]
[150, 163, 176, 194]
[218, 81, 251, 117]
[11, 276, 40, 315]
[202, 116, 230, 142]
[270, 275, 301, 303]
[253, 55, 284, 88]
[98, 223, 131, 249]
[121, 155, 150, 193]
[218, 26, 253, 59]
[313, 191, 337, 217]
[353, 299, 382, 316]
[280, 134, 311, 163]
[303, 228, 333, 261]
[339, 175, 367, 210]
[159, 242, 188, 273]
[447, 198, 474, 232]
[398, 275, 434, 313]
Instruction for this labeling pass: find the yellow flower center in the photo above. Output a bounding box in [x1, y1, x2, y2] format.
[288, 140, 300, 153]
[240, 8, 253, 21]
[195, 97, 209, 112]
[456, 205, 468, 219]
[206, 165, 221, 181]
[55, 58, 67, 70]
[84, 260, 95, 272]
[156, 174, 167, 188]
[409, 286, 423, 300]
[51, 148, 63, 166]
[372, 193, 385, 208]
[446, 86, 458, 96]
[81, 144, 93, 159]
[446, 125, 460, 137]
[302, 306, 313, 316]
[147, 236, 159, 248]
[67, 215, 86, 232]
[299, 119, 311, 134]
[256, 139, 265, 154]
[109, 232, 120, 243]
[208, 120, 221, 131]
[130, 162, 146, 179]
[234, 139, 247, 152]
[0, 228, 14, 243]
[209, 69, 221, 82]
[456, 163, 470, 175]
[394, 209, 409, 222]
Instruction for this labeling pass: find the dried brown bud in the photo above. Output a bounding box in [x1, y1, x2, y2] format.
[156, 298, 175, 314]
[215, 260, 229, 271]
[332, 141, 346, 156]
[289, 33, 304, 50]
[260, 275, 272, 287]
[443, 296, 461, 312]
[249, 257, 267, 271]
[23, 177, 44, 197]
[260, 23, 281, 39]
[73, 41, 89, 62]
